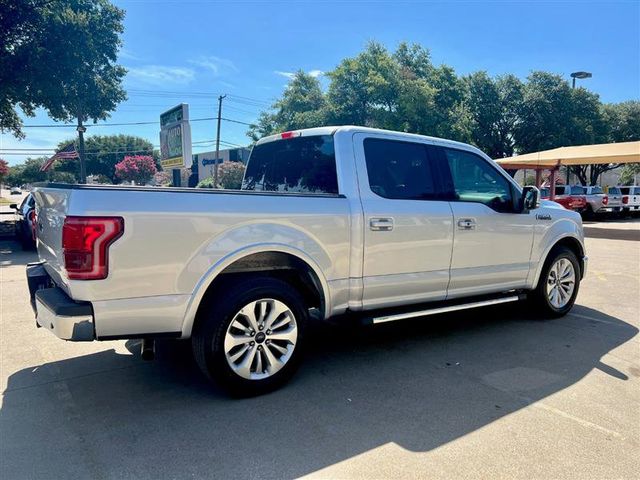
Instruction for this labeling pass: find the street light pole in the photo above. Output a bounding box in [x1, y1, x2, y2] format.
[214, 94, 226, 188]
[568, 71, 593, 184]
[76, 121, 87, 184]
[570, 71, 592, 89]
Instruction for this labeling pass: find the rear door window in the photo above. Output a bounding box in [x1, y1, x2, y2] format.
[363, 138, 439, 200]
[242, 135, 338, 194]
[608, 187, 621, 195]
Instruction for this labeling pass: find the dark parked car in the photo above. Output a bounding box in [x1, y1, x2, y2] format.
[10, 193, 36, 249]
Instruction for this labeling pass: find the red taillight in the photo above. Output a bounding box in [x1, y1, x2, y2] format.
[30, 210, 37, 241]
[602, 196, 608, 205]
[280, 131, 300, 139]
[622, 196, 629, 204]
[62, 216, 124, 280]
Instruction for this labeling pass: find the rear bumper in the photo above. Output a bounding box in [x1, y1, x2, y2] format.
[27, 263, 95, 341]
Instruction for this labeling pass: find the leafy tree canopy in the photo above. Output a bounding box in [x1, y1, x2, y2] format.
[0, 0, 127, 138]
[54, 134, 157, 182]
[249, 42, 639, 185]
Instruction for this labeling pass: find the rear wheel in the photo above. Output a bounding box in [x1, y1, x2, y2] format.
[192, 276, 307, 396]
[531, 246, 581, 317]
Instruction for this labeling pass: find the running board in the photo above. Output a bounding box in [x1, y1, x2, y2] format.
[370, 295, 523, 325]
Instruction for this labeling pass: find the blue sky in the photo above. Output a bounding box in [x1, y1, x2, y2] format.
[2, 0, 639, 165]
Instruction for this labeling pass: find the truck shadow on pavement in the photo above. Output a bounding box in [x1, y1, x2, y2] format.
[2, 299, 637, 478]
[583, 227, 640, 241]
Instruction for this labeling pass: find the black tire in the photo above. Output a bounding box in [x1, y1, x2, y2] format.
[192, 276, 307, 396]
[530, 246, 581, 318]
[583, 204, 594, 219]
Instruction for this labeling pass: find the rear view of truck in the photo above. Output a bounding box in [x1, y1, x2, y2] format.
[28, 188, 124, 340]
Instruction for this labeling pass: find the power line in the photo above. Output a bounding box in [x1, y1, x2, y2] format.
[21, 116, 254, 129]
[127, 89, 272, 106]
[1, 138, 245, 151]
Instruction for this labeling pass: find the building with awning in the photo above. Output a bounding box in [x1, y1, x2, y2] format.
[496, 141, 640, 198]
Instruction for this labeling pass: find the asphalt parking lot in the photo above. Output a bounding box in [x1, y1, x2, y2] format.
[1, 220, 639, 479]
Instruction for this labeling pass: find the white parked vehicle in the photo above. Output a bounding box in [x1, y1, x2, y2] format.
[619, 186, 640, 213]
[27, 126, 587, 395]
[583, 185, 611, 215]
[604, 186, 624, 212]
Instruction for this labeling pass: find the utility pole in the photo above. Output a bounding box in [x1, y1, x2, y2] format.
[76, 117, 87, 183]
[214, 94, 226, 188]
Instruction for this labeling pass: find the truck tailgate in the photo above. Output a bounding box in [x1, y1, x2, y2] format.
[32, 188, 70, 289]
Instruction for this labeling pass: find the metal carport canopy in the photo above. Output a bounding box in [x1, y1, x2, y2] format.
[495, 141, 640, 170]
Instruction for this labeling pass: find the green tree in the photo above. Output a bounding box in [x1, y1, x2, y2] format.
[8, 157, 47, 184]
[603, 101, 640, 142]
[515, 71, 575, 154]
[55, 135, 157, 183]
[0, 0, 127, 143]
[618, 163, 640, 185]
[392, 43, 438, 135]
[248, 71, 327, 140]
[326, 42, 401, 128]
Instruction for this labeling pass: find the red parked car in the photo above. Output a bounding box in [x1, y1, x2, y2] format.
[539, 185, 587, 212]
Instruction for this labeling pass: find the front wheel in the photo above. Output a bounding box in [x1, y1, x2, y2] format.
[530, 246, 581, 317]
[192, 276, 307, 396]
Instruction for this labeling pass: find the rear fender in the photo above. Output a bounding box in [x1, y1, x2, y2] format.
[179, 223, 333, 338]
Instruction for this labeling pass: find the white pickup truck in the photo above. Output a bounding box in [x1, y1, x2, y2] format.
[27, 126, 587, 395]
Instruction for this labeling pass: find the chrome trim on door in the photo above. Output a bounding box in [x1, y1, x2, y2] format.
[457, 218, 476, 230]
[369, 218, 394, 231]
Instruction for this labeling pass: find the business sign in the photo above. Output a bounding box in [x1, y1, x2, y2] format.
[201, 158, 222, 166]
[159, 104, 192, 169]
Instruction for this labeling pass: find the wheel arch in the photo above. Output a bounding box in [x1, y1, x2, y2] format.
[532, 234, 585, 289]
[180, 245, 330, 338]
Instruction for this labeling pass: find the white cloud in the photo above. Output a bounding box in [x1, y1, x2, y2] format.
[126, 65, 195, 86]
[118, 48, 140, 61]
[275, 71, 296, 79]
[274, 69, 324, 79]
[189, 55, 237, 75]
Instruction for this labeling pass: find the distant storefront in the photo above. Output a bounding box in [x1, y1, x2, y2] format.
[192, 147, 251, 184]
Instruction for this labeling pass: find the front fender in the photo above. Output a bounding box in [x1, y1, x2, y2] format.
[178, 222, 337, 338]
[528, 215, 585, 288]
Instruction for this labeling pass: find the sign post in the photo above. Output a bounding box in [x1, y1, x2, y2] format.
[159, 104, 192, 186]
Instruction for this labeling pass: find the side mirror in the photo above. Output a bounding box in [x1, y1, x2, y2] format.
[9, 203, 18, 210]
[522, 186, 540, 211]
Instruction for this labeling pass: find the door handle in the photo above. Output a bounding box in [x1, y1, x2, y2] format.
[457, 218, 476, 230]
[370, 218, 394, 231]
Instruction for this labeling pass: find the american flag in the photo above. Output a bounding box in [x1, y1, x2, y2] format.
[40, 142, 79, 172]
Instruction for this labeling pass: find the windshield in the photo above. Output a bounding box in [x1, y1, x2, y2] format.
[242, 135, 338, 194]
[589, 186, 603, 194]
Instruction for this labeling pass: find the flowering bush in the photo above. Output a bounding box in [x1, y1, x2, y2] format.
[0, 159, 8, 185]
[153, 170, 172, 186]
[114, 155, 157, 185]
[196, 161, 246, 189]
